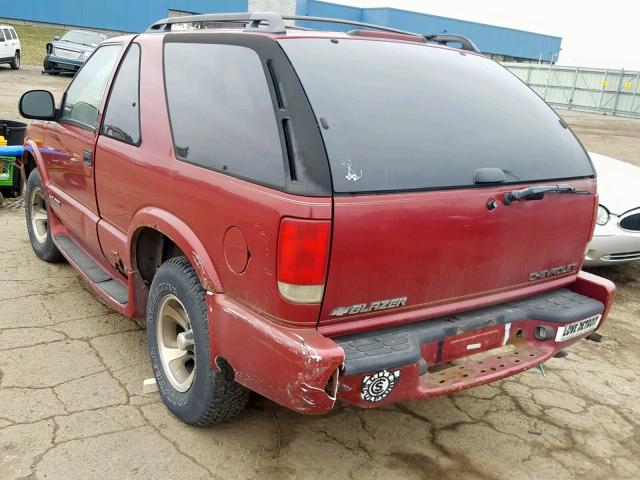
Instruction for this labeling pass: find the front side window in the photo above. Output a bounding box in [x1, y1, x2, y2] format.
[0, 29, 6, 42]
[102, 44, 141, 145]
[164, 42, 285, 187]
[61, 44, 121, 129]
[10, 29, 17, 40]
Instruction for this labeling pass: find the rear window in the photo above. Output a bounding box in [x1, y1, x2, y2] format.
[280, 39, 594, 193]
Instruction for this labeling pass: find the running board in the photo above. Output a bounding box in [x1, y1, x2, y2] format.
[56, 236, 128, 305]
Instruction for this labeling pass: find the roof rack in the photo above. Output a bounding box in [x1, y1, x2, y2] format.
[147, 12, 288, 34]
[146, 12, 481, 53]
[424, 34, 480, 53]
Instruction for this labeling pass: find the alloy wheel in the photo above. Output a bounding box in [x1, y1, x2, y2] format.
[156, 294, 196, 392]
[30, 187, 48, 244]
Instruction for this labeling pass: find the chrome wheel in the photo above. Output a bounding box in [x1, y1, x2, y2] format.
[157, 295, 195, 392]
[30, 187, 48, 244]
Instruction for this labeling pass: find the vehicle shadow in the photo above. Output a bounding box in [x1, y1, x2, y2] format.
[584, 262, 640, 287]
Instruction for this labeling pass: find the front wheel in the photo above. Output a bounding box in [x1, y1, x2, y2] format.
[147, 257, 249, 426]
[25, 169, 62, 262]
[10, 51, 20, 70]
[43, 58, 59, 75]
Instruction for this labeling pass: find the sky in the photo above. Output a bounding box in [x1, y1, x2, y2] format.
[335, 1, 640, 70]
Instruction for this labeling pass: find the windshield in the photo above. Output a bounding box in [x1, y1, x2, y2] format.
[279, 38, 594, 193]
[61, 30, 105, 47]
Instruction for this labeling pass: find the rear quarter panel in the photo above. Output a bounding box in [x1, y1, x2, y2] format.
[110, 34, 332, 325]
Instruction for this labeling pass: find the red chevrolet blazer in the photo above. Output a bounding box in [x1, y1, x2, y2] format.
[18, 13, 615, 425]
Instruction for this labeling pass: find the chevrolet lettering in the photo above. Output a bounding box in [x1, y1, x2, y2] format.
[529, 263, 578, 282]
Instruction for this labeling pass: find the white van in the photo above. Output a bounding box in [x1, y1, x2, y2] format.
[0, 25, 21, 70]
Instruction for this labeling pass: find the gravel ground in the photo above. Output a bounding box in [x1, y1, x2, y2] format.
[1, 65, 639, 480]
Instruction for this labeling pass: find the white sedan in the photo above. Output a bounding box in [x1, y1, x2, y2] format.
[585, 152, 640, 266]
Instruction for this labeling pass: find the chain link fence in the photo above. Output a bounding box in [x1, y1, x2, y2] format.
[503, 62, 640, 118]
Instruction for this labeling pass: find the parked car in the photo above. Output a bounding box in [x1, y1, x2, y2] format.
[43, 29, 107, 74]
[0, 25, 21, 70]
[18, 12, 615, 426]
[585, 152, 640, 266]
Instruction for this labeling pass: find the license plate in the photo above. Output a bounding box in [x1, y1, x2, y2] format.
[555, 315, 601, 342]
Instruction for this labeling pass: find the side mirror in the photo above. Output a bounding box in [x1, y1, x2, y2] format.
[19, 90, 56, 120]
[54, 36, 60, 41]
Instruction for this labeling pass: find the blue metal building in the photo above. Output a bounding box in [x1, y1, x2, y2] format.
[296, 1, 562, 62]
[1, 0, 562, 62]
[1, 1, 247, 33]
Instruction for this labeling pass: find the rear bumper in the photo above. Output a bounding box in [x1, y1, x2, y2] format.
[208, 294, 344, 414]
[208, 271, 614, 414]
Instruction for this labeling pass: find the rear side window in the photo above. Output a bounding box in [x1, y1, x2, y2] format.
[164, 42, 285, 187]
[280, 39, 594, 193]
[10, 29, 17, 40]
[102, 44, 141, 145]
[0, 30, 5, 42]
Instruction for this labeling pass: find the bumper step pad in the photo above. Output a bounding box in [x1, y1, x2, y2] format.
[335, 289, 603, 376]
[422, 345, 547, 392]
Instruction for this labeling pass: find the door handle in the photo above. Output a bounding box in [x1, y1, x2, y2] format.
[83, 149, 92, 167]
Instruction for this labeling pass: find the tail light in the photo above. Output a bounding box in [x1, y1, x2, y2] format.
[277, 218, 331, 304]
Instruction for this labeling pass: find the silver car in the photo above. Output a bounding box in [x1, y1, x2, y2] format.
[585, 152, 640, 266]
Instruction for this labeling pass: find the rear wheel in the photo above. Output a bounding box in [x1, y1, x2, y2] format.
[25, 169, 62, 262]
[10, 51, 20, 70]
[147, 257, 249, 425]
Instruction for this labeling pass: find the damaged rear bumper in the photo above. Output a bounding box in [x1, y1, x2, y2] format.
[208, 294, 344, 413]
[208, 271, 615, 414]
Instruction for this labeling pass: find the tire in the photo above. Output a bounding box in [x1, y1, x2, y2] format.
[43, 58, 59, 75]
[147, 256, 249, 426]
[10, 51, 20, 70]
[25, 169, 62, 263]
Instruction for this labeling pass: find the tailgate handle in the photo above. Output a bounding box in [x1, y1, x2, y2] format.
[83, 149, 92, 167]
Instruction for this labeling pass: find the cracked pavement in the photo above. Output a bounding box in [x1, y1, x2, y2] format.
[1, 65, 639, 480]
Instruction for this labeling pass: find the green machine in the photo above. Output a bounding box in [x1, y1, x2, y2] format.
[0, 120, 27, 206]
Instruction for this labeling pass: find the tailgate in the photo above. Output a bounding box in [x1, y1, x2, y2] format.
[319, 180, 596, 326]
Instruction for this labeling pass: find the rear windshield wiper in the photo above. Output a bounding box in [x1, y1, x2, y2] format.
[503, 184, 591, 205]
